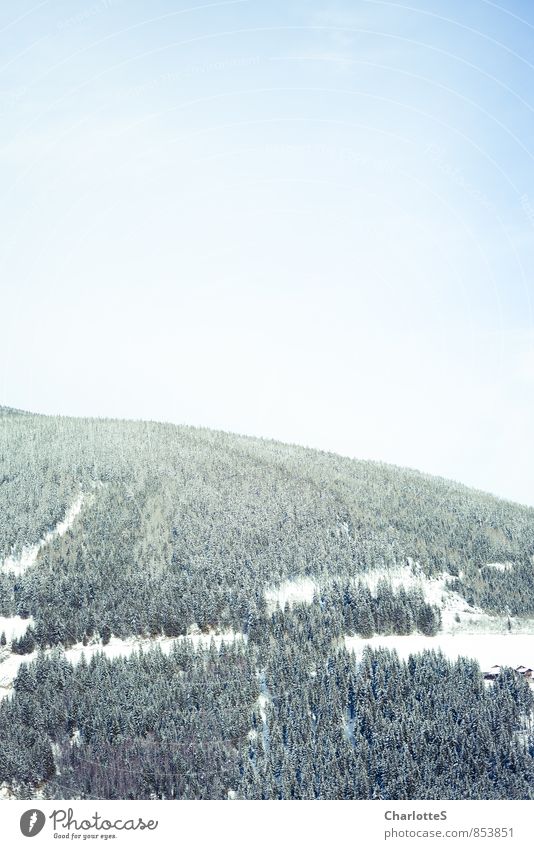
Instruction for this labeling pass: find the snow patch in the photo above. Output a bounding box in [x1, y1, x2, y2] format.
[264, 577, 317, 613]
[352, 562, 424, 594]
[265, 564, 534, 636]
[0, 782, 16, 800]
[258, 692, 270, 724]
[486, 562, 514, 572]
[1, 493, 85, 577]
[63, 636, 178, 666]
[263, 563, 472, 629]
[254, 669, 271, 753]
[0, 650, 34, 699]
[351, 563, 515, 634]
[0, 780, 46, 800]
[51, 742, 62, 776]
[58, 631, 245, 667]
[181, 630, 246, 649]
[0, 615, 34, 642]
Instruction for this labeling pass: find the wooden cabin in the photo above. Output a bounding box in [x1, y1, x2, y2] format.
[515, 666, 533, 679]
[483, 665, 501, 681]
[483, 665, 534, 682]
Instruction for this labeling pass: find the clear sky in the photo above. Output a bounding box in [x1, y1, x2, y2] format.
[1, 0, 533, 506]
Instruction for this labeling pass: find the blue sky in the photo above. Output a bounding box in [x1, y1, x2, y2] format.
[1, 0, 533, 506]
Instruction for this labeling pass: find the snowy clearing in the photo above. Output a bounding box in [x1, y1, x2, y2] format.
[0, 649, 34, 698]
[350, 563, 476, 632]
[486, 562, 514, 572]
[352, 563, 534, 635]
[251, 669, 271, 751]
[0, 630, 246, 700]
[264, 564, 534, 635]
[264, 577, 317, 612]
[182, 625, 246, 649]
[0, 615, 35, 641]
[0, 781, 46, 801]
[1, 493, 85, 576]
[344, 633, 534, 678]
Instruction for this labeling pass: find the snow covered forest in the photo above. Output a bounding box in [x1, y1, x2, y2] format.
[1, 405, 534, 800]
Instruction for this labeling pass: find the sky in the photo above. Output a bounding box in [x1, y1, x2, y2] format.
[1, 0, 533, 506]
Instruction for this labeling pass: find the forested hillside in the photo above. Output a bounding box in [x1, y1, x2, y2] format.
[1, 406, 534, 800]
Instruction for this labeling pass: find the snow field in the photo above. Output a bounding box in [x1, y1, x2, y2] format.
[486, 562, 514, 572]
[0, 615, 35, 641]
[264, 577, 317, 613]
[344, 633, 534, 678]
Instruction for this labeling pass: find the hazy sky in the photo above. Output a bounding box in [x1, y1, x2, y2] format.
[1, 0, 533, 506]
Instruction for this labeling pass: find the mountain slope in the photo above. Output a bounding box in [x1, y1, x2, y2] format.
[0, 405, 29, 417]
[1, 407, 533, 800]
[1, 408, 533, 644]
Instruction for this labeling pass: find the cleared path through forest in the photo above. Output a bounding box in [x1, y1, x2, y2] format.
[0, 493, 85, 577]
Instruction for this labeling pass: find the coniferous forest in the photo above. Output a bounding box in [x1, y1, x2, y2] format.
[1, 405, 534, 800]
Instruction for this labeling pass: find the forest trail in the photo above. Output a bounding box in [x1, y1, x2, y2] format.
[0, 493, 85, 577]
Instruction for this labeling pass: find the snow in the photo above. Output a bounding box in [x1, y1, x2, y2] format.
[0, 630, 246, 700]
[257, 692, 270, 724]
[183, 624, 247, 649]
[349, 562, 533, 635]
[0, 649, 33, 698]
[351, 563, 467, 629]
[263, 564, 488, 631]
[0, 615, 34, 641]
[353, 562, 424, 594]
[63, 636, 177, 665]
[51, 742, 62, 775]
[54, 494, 85, 537]
[486, 562, 514, 572]
[0, 782, 16, 800]
[1, 493, 85, 577]
[254, 669, 271, 752]
[180, 630, 245, 649]
[263, 563, 470, 626]
[344, 633, 534, 678]
[0, 780, 45, 800]
[264, 577, 317, 613]
[263, 563, 534, 637]
[325, 562, 534, 676]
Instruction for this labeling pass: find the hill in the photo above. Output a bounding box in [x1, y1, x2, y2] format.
[0, 405, 29, 417]
[0, 407, 533, 800]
